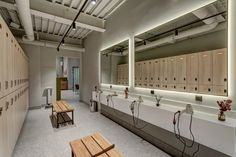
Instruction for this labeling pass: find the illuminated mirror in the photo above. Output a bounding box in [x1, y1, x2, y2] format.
[100, 39, 129, 86]
[134, 0, 228, 96]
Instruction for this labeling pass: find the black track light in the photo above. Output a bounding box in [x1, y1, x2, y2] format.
[72, 22, 76, 30]
[175, 29, 178, 36]
[57, 47, 59, 52]
[144, 40, 147, 45]
[62, 39, 65, 45]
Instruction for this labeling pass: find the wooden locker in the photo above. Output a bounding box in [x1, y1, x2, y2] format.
[213, 85, 227, 96]
[176, 55, 187, 84]
[212, 48, 227, 86]
[0, 98, 5, 157]
[177, 84, 187, 92]
[199, 85, 213, 94]
[160, 58, 168, 89]
[137, 62, 142, 87]
[198, 51, 213, 85]
[135, 62, 138, 86]
[167, 57, 177, 84]
[124, 64, 128, 85]
[141, 61, 148, 87]
[187, 53, 199, 85]
[187, 84, 199, 93]
[148, 60, 154, 88]
[117, 65, 121, 85]
[153, 59, 161, 89]
[160, 58, 168, 83]
[0, 18, 4, 98]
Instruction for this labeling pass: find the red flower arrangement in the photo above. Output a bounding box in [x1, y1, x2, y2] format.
[217, 99, 232, 113]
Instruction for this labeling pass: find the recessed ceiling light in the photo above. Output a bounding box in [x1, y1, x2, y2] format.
[91, 0, 97, 5]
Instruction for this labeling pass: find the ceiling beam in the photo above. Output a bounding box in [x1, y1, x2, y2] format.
[0, 0, 105, 32]
[30, 0, 105, 32]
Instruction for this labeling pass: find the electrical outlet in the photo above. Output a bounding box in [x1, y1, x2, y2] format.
[195, 95, 202, 102]
[150, 90, 155, 95]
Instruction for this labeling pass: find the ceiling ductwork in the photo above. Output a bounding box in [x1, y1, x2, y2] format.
[15, 0, 34, 41]
[133, 5, 225, 53]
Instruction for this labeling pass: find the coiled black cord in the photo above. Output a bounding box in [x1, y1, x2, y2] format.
[173, 111, 200, 157]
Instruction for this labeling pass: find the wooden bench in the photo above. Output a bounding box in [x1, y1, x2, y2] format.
[70, 132, 124, 157]
[52, 101, 74, 128]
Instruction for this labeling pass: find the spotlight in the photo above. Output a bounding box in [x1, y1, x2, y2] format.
[91, 0, 97, 5]
[57, 47, 59, 52]
[62, 39, 65, 45]
[144, 40, 147, 45]
[72, 22, 76, 30]
[175, 29, 178, 36]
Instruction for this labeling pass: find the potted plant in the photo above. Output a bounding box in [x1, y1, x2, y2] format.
[217, 99, 232, 121]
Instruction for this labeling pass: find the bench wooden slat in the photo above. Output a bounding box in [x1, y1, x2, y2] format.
[62, 101, 74, 111]
[53, 103, 62, 113]
[92, 133, 112, 149]
[58, 101, 68, 111]
[107, 148, 124, 157]
[70, 140, 91, 157]
[81, 136, 104, 157]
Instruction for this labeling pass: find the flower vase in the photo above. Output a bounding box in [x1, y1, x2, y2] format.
[218, 111, 226, 121]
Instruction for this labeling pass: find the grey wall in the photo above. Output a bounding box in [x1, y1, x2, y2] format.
[81, 0, 218, 104]
[21, 44, 81, 107]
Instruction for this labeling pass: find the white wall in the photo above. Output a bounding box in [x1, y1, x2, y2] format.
[81, 0, 236, 112]
[21, 44, 81, 107]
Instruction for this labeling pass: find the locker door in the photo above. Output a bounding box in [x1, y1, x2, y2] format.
[176, 55, 187, 84]
[135, 62, 138, 86]
[153, 59, 160, 89]
[3, 97, 10, 157]
[187, 53, 199, 85]
[4, 30, 10, 95]
[137, 62, 142, 87]
[199, 51, 213, 85]
[141, 61, 148, 87]
[0, 19, 4, 98]
[160, 58, 168, 89]
[167, 57, 177, 90]
[10, 37, 14, 92]
[6, 94, 14, 157]
[0, 98, 5, 157]
[148, 60, 154, 88]
[212, 48, 227, 86]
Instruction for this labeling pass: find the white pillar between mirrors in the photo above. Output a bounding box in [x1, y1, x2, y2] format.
[129, 36, 135, 91]
[228, 0, 236, 109]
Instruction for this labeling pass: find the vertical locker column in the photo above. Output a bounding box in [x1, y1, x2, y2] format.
[198, 51, 213, 94]
[3, 24, 9, 96]
[135, 62, 138, 86]
[212, 48, 228, 96]
[124, 64, 129, 86]
[0, 98, 5, 157]
[187, 53, 199, 93]
[10, 37, 14, 92]
[153, 59, 160, 89]
[167, 57, 177, 90]
[117, 65, 120, 85]
[148, 60, 154, 88]
[0, 18, 4, 98]
[176, 55, 187, 92]
[160, 58, 168, 89]
[137, 62, 142, 87]
[141, 61, 148, 87]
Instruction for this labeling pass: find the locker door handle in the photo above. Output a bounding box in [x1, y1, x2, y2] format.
[195, 87, 198, 91]
[174, 77, 176, 81]
[11, 98, 14, 105]
[0, 107, 2, 116]
[11, 80, 13, 88]
[208, 88, 211, 92]
[183, 78, 186, 81]
[224, 89, 227, 93]
[195, 78, 197, 81]
[208, 78, 211, 82]
[224, 78, 227, 82]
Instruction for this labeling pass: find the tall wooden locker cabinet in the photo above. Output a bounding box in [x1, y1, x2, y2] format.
[159, 58, 168, 89]
[153, 59, 161, 89]
[167, 57, 177, 90]
[187, 53, 199, 93]
[212, 48, 228, 96]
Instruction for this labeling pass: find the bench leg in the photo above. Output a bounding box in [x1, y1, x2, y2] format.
[72, 111, 74, 125]
[57, 113, 59, 128]
[71, 150, 74, 157]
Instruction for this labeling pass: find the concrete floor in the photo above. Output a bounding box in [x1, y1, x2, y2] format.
[12, 92, 170, 157]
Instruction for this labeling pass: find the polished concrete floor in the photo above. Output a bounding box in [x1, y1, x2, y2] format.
[13, 91, 170, 157]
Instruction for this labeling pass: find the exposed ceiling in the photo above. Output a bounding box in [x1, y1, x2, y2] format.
[0, 0, 126, 46]
[135, 0, 227, 48]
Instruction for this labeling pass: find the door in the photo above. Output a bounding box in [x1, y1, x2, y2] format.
[148, 60, 155, 87]
[153, 59, 161, 88]
[198, 51, 213, 85]
[72, 67, 80, 92]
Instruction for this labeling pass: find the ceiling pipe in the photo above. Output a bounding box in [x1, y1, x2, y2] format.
[16, 38, 85, 52]
[15, 0, 34, 41]
[134, 5, 225, 53]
